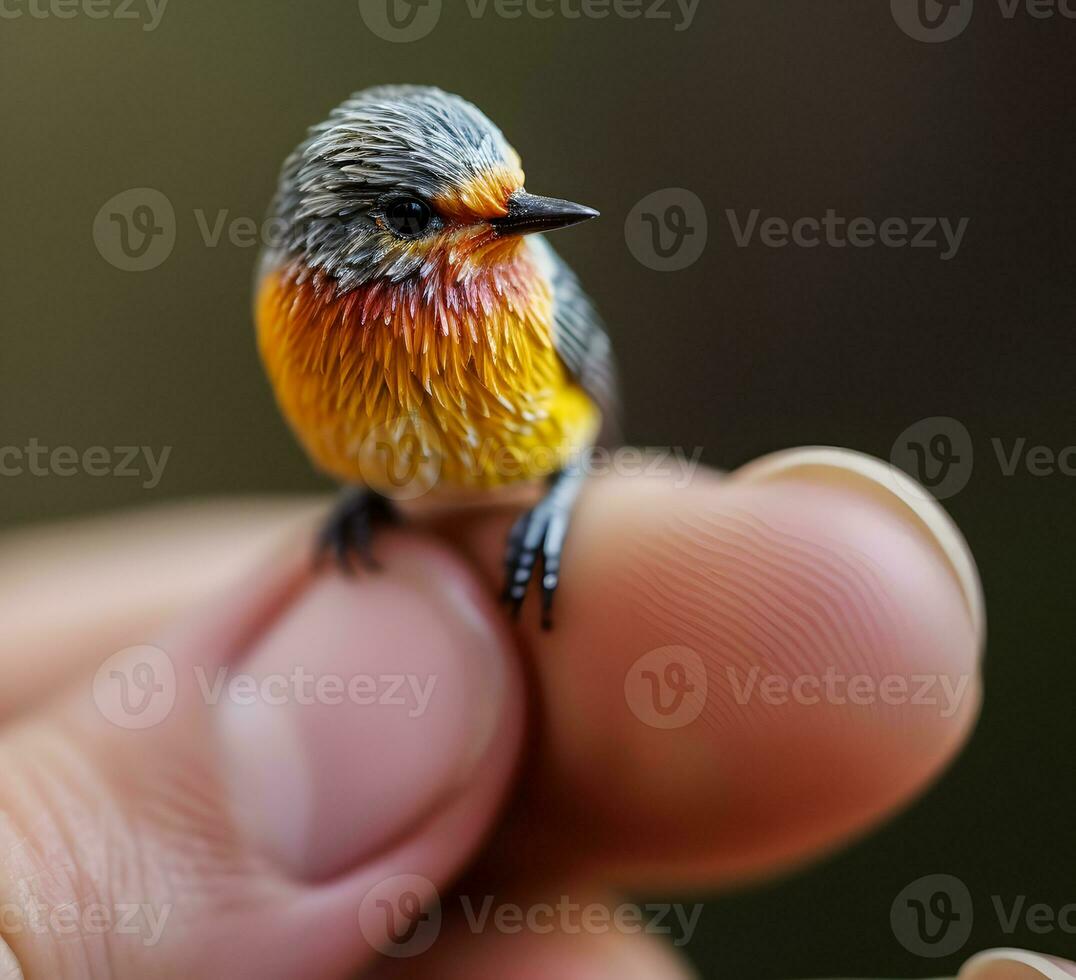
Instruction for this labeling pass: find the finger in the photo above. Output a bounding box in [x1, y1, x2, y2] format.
[0, 499, 321, 721]
[961, 949, 1076, 979]
[437, 448, 985, 887]
[0, 531, 523, 979]
[379, 887, 698, 980]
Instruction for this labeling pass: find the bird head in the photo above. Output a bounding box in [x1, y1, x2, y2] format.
[264, 85, 598, 293]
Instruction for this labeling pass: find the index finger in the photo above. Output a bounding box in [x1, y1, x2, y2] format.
[436, 448, 984, 887]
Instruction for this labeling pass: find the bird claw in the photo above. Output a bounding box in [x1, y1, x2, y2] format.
[501, 484, 575, 631]
[315, 490, 397, 574]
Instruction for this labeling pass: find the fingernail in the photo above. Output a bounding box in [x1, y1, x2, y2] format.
[217, 542, 508, 880]
[730, 446, 985, 649]
[961, 948, 1076, 978]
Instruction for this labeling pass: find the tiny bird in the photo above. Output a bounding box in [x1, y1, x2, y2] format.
[254, 86, 618, 628]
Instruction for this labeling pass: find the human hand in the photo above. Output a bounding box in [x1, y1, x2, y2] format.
[0, 447, 1051, 979]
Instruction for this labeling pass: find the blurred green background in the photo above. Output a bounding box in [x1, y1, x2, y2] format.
[2, 0, 1073, 976]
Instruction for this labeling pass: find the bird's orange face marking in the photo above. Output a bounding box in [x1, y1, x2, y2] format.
[406, 164, 528, 272]
[432, 164, 525, 222]
[363, 166, 529, 282]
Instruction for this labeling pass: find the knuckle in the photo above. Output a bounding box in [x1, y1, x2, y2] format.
[0, 722, 166, 979]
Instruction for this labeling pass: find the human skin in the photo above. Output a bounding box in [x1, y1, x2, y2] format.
[0, 447, 1066, 979]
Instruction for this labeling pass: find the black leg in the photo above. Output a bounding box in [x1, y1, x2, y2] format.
[502, 463, 586, 630]
[315, 488, 398, 573]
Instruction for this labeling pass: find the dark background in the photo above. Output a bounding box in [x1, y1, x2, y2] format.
[2, 1, 1073, 976]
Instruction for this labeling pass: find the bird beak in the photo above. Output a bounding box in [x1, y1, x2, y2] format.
[490, 191, 600, 237]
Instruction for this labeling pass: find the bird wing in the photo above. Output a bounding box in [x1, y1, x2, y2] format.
[532, 237, 622, 447]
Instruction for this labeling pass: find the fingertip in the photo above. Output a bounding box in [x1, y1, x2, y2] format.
[208, 530, 522, 881]
[460, 450, 983, 884]
[961, 949, 1076, 979]
[731, 446, 985, 648]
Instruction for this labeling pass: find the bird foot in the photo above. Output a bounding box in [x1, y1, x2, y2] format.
[315, 489, 398, 574]
[501, 469, 584, 630]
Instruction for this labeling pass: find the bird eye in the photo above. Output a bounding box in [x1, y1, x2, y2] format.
[384, 197, 435, 238]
